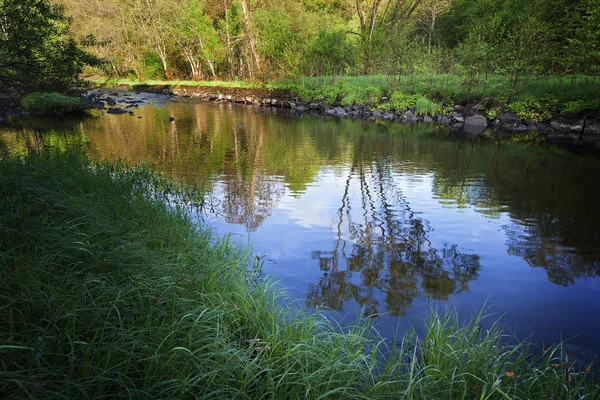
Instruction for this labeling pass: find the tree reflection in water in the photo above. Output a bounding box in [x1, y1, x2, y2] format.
[4, 103, 599, 304]
[307, 155, 481, 317]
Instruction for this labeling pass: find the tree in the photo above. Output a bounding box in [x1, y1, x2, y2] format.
[565, 0, 600, 75]
[0, 0, 96, 94]
[125, 0, 174, 80]
[352, 0, 424, 74]
[417, 0, 451, 54]
[239, 0, 263, 78]
[174, 1, 224, 80]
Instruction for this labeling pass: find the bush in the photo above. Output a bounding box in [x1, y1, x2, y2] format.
[380, 91, 420, 111]
[21, 92, 84, 114]
[415, 96, 440, 116]
[0, 0, 98, 94]
[508, 95, 560, 122]
[562, 99, 600, 113]
[341, 86, 382, 107]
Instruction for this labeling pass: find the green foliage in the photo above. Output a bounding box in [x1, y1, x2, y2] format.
[0, 0, 98, 94]
[508, 95, 560, 121]
[21, 92, 84, 114]
[415, 96, 439, 116]
[381, 91, 421, 112]
[254, 8, 302, 78]
[340, 86, 382, 107]
[304, 29, 355, 76]
[320, 86, 343, 104]
[562, 99, 600, 113]
[484, 107, 500, 120]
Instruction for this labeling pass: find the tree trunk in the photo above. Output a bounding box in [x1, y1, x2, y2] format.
[197, 38, 218, 80]
[239, 0, 262, 78]
[225, 8, 234, 79]
[428, 14, 435, 54]
[160, 56, 171, 80]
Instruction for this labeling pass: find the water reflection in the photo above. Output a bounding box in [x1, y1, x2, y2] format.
[307, 154, 480, 316]
[2, 97, 600, 344]
[428, 141, 600, 286]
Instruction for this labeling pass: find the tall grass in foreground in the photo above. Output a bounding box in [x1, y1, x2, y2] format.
[0, 153, 597, 399]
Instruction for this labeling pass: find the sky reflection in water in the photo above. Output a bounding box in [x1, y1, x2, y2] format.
[2, 95, 600, 357]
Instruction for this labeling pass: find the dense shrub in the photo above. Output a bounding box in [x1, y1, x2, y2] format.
[21, 92, 84, 114]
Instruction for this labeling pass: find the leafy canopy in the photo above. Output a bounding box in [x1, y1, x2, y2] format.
[0, 0, 98, 94]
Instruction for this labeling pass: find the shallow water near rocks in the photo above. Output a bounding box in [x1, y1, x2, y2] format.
[3, 90, 600, 358]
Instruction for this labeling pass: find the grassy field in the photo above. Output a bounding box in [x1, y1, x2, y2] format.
[1, 153, 598, 399]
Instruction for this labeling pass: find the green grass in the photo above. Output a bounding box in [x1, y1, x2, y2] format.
[94, 78, 276, 90]
[93, 74, 600, 114]
[282, 74, 600, 105]
[0, 153, 598, 399]
[21, 92, 85, 115]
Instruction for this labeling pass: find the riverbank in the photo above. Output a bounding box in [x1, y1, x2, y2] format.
[0, 153, 598, 399]
[93, 76, 600, 151]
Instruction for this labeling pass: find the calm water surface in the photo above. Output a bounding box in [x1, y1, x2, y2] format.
[3, 91, 600, 356]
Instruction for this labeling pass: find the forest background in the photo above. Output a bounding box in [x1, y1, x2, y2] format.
[57, 1, 600, 96]
[2, 0, 600, 112]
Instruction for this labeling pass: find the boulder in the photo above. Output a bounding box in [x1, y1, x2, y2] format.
[464, 115, 487, 127]
[514, 124, 528, 133]
[296, 105, 310, 112]
[497, 112, 521, 130]
[106, 97, 117, 106]
[550, 116, 585, 133]
[372, 109, 382, 119]
[404, 110, 416, 120]
[436, 115, 450, 125]
[449, 111, 464, 123]
[578, 118, 600, 147]
[584, 119, 600, 137]
[463, 115, 488, 135]
[383, 113, 395, 120]
[423, 116, 433, 124]
[106, 107, 127, 115]
[537, 123, 554, 134]
[334, 106, 347, 116]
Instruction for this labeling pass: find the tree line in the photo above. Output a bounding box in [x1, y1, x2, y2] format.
[1, 0, 599, 97]
[55, 0, 599, 82]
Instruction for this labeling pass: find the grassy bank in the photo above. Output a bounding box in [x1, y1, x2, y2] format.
[20, 92, 86, 115]
[95, 74, 600, 117]
[93, 77, 267, 90]
[283, 75, 600, 105]
[1, 153, 598, 399]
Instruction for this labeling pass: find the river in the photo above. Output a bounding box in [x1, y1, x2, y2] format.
[2, 90, 600, 359]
